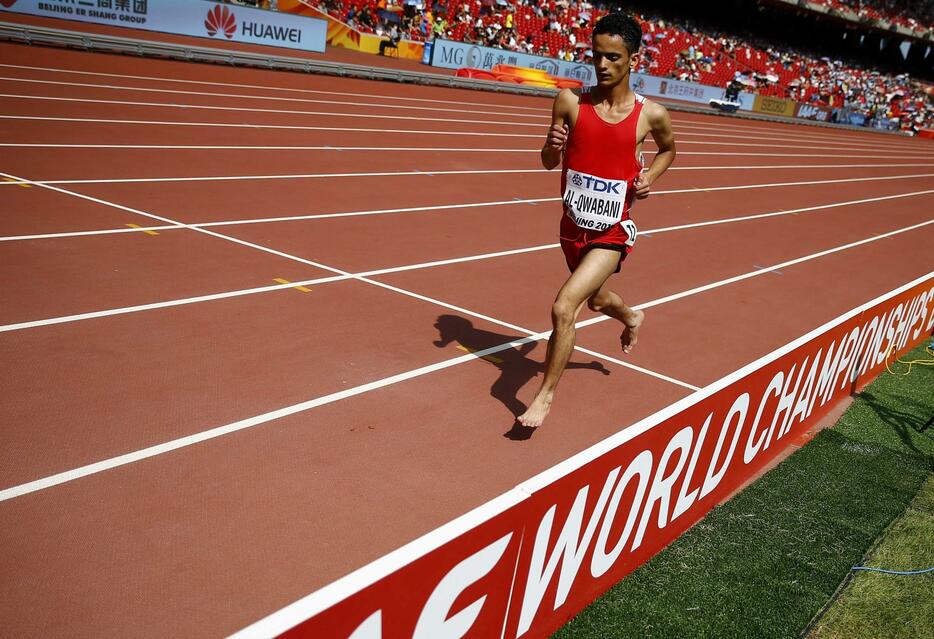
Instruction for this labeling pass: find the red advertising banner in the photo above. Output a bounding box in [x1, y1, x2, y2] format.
[233, 273, 934, 639]
[795, 102, 834, 122]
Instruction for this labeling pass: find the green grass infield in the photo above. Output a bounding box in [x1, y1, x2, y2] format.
[554, 338, 934, 639]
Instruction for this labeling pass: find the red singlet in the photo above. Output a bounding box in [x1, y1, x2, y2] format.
[559, 91, 645, 272]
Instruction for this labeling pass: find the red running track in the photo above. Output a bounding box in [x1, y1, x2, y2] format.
[0, 41, 932, 638]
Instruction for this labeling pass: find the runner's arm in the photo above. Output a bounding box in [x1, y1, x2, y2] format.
[541, 89, 574, 170]
[634, 101, 676, 199]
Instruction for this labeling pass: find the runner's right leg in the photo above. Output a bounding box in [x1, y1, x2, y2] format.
[518, 248, 622, 428]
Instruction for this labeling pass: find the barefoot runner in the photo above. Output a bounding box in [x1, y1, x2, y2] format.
[518, 12, 676, 429]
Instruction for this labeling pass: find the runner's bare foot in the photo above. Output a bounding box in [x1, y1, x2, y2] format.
[518, 392, 553, 428]
[620, 310, 644, 354]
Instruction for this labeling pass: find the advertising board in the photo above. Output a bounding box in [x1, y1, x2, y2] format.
[0, 0, 328, 52]
[753, 94, 797, 117]
[233, 274, 934, 638]
[795, 102, 833, 122]
[429, 38, 596, 84]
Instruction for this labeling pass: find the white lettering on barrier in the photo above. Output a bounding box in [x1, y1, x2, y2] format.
[870, 310, 892, 369]
[911, 291, 929, 341]
[883, 303, 904, 361]
[348, 611, 382, 639]
[832, 327, 861, 393]
[855, 316, 881, 378]
[746, 370, 782, 464]
[632, 426, 694, 551]
[590, 451, 653, 579]
[517, 470, 616, 636]
[701, 394, 749, 498]
[412, 533, 512, 639]
[671, 414, 712, 522]
[816, 340, 843, 409]
[766, 361, 802, 447]
[789, 355, 820, 432]
[925, 287, 934, 332]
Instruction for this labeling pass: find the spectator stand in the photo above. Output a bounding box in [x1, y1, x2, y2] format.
[285, 1, 932, 134]
[280, 0, 427, 60]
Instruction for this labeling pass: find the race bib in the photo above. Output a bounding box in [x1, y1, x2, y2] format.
[563, 169, 628, 232]
[620, 218, 637, 248]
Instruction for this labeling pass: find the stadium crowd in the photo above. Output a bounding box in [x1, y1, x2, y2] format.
[308, 0, 932, 134]
[809, 0, 932, 32]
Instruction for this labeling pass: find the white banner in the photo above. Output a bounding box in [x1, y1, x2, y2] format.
[427, 39, 756, 111]
[631, 73, 756, 111]
[429, 38, 596, 84]
[0, 0, 327, 53]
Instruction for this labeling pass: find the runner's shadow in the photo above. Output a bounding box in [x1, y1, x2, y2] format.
[433, 315, 610, 440]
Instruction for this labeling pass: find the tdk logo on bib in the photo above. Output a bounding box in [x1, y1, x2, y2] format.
[563, 169, 630, 233]
[571, 172, 621, 194]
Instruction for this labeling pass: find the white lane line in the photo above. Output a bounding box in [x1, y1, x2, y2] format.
[0, 143, 542, 151]
[0, 197, 555, 241]
[673, 123, 928, 154]
[2, 93, 932, 155]
[671, 117, 930, 148]
[0, 76, 550, 120]
[0, 62, 551, 112]
[1, 216, 929, 503]
[577, 218, 934, 333]
[1, 164, 930, 187]
[0, 243, 558, 332]
[0, 169, 693, 392]
[0, 168, 551, 186]
[0, 143, 922, 159]
[1, 137, 918, 153]
[644, 188, 934, 235]
[0, 113, 902, 151]
[671, 116, 916, 143]
[0, 114, 547, 138]
[0, 93, 547, 128]
[1, 63, 923, 150]
[657, 172, 934, 195]
[3, 175, 932, 243]
[3, 188, 931, 332]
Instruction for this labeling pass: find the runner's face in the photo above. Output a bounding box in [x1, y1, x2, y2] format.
[592, 34, 636, 87]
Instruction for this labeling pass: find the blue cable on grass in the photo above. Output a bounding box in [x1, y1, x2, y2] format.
[851, 566, 934, 575]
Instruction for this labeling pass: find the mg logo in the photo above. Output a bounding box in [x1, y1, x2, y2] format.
[465, 46, 482, 68]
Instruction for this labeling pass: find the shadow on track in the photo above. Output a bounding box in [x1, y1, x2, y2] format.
[433, 314, 609, 440]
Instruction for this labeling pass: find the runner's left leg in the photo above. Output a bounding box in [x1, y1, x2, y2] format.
[587, 285, 644, 353]
[518, 248, 622, 428]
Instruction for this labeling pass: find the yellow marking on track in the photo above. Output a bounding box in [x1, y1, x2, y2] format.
[273, 277, 312, 293]
[125, 223, 159, 236]
[2, 177, 31, 188]
[457, 344, 504, 364]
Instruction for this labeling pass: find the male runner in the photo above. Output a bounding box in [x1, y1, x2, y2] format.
[517, 12, 676, 429]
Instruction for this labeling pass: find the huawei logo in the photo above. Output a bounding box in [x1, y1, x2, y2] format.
[205, 5, 236, 39]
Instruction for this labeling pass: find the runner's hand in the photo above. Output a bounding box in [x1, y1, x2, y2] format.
[634, 173, 652, 199]
[545, 123, 568, 151]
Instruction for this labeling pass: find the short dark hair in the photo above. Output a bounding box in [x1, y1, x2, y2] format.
[592, 12, 642, 54]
